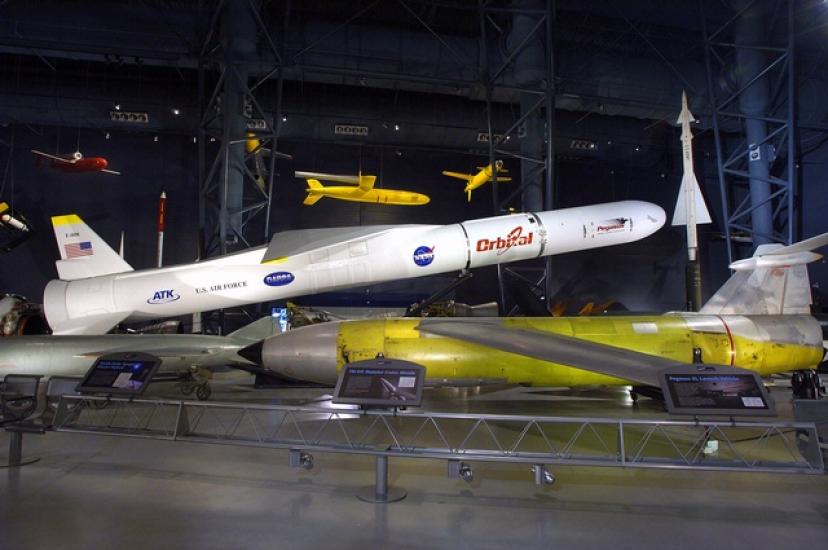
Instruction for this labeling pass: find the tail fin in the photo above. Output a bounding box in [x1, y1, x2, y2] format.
[303, 179, 324, 205]
[228, 316, 278, 341]
[51, 214, 133, 281]
[699, 233, 828, 315]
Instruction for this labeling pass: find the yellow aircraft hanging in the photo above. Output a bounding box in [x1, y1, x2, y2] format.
[295, 171, 430, 206]
[442, 160, 511, 202]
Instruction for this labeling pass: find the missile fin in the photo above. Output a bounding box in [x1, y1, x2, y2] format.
[50, 310, 132, 336]
[417, 319, 684, 386]
[303, 194, 323, 206]
[671, 173, 711, 226]
[260, 225, 400, 264]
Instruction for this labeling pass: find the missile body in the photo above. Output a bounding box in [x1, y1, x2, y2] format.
[253, 314, 822, 387]
[671, 91, 712, 259]
[157, 191, 166, 268]
[44, 200, 665, 335]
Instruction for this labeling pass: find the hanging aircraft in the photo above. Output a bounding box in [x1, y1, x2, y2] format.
[246, 132, 269, 193]
[0, 317, 277, 400]
[294, 171, 430, 206]
[248, 234, 828, 399]
[31, 149, 120, 175]
[442, 160, 511, 202]
[0, 201, 32, 252]
[43, 200, 665, 335]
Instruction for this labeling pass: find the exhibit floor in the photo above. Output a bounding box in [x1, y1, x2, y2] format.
[1, 377, 827, 550]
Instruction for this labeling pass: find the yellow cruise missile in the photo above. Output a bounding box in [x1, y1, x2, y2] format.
[251, 233, 828, 391]
[295, 171, 430, 206]
[442, 160, 511, 202]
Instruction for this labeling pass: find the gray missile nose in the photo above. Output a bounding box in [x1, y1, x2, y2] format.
[260, 321, 340, 385]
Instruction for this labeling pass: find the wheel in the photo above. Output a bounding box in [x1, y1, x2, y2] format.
[180, 383, 195, 396]
[195, 384, 211, 401]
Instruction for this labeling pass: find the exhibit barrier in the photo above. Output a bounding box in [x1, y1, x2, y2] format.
[41, 394, 824, 478]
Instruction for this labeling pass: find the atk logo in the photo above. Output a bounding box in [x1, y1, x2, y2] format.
[595, 218, 629, 234]
[264, 271, 295, 287]
[147, 289, 180, 305]
[413, 245, 435, 267]
[476, 226, 533, 256]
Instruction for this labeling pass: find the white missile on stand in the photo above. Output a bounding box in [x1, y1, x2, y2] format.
[671, 91, 712, 311]
[157, 191, 166, 268]
[44, 200, 666, 335]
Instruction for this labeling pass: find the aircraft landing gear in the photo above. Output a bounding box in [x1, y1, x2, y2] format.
[792, 370, 824, 400]
[195, 383, 212, 401]
[178, 367, 212, 401]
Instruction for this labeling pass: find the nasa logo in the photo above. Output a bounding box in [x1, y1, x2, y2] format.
[264, 271, 295, 287]
[413, 245, 435, 266]
[147, 289, 180, 305]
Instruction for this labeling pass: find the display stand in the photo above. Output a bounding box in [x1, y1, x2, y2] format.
[356, 455, 407, 503]
[334, 358, 426, 503]
[1, 374, 43, 468]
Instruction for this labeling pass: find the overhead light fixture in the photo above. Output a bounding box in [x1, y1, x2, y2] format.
[172, 108, 180, 116]
[193, 136, 197, 143]
[105, 132, 110, 140]
[634, 145, 641, 152]
[111, 111, 149, 123]
[281, 115, 287, 122]
[114, 104, 121, 111]
[210, 137, 216, 142]
[569, 139, 597, 150]
[394, 123, 400, 131]
[153, 135, 159, 142]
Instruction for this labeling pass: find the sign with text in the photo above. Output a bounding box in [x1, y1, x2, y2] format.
[333, 358, 425, 407]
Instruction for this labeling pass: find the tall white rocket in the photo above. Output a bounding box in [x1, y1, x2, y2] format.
[671, 91, 711, 262]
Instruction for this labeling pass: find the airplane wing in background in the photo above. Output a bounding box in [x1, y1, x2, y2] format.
[441, 171, 472, 181]
[295, 171, 361, 185]
[31, 150, 73, 163]
[417, 319, 690, 387]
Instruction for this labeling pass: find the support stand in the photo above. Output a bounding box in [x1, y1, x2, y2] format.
[1, 430, 40, 468]
[356, 455, 406, 503]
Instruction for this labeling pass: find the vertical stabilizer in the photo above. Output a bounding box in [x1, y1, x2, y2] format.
[51, 214, 133, 280]
[699, 233, 828, 315]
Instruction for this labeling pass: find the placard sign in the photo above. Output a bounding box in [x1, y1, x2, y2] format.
[333, 358, 425, 407]
[660, 365, 775, 416]
[76, 352, 161, 396]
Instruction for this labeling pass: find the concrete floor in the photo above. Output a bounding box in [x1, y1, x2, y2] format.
[1, 377, 827, 550]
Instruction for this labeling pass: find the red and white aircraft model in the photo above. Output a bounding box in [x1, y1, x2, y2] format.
[31, 150, 120, 175]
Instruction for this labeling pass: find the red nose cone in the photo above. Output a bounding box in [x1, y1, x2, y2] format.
[97, 158, 108, 169]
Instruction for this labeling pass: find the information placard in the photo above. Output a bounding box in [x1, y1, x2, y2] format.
[659, 365, 775, 416]
[333, 358, 425, 407]
[76, 352, 161, 396]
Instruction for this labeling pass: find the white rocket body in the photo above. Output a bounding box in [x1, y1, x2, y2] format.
[44, 200, 665, 335]
[671, 91, 712, 261]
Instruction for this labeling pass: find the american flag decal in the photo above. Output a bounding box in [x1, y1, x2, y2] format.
[65, 241, 93, 258]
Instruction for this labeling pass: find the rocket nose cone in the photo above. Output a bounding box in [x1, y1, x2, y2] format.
[260, 322, 340, 385]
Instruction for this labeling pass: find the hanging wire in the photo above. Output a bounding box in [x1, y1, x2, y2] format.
[0, 126, 14, 199]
